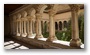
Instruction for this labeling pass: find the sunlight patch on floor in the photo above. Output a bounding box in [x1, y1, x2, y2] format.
[4, 42, 11, 46]
[13, 43, 20, 46]
[53, 40, 70, 46]
[4, 41, 29, 49]
[4, 45, 16, 49]
[18, 46, 29, 49]
[9, 41, 14, 43]
[38, 38, 47, 41]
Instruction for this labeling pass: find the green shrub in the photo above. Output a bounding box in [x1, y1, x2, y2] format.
[43, 13, 84, 43]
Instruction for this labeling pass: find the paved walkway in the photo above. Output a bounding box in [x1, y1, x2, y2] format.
[4, 37, 40, 49]
[4, 34, 84, 49]
[28, 34, 84, 48]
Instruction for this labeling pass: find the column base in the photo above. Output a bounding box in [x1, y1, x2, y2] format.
[70, 38, 81, 47]
[34, 34, 43, 39]
[13, 32, 16, 36]
[16, 33, 20, 36]
[20, 33, 23, 37]
[27, 34, 33, 38]
[21, 33, 27, 37]
[46, 36, 57, 42]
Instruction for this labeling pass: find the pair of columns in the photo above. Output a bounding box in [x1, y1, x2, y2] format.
[20, 19, 33, 37]
[15, 16, 37, 38]
[34, 13, 43, 39]
[27, 17, 33, 37]
[47, 5, 81, 47]
[16, 19, 28, 37]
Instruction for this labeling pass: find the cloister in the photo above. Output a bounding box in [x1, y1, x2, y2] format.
[4, 4, 84, 49]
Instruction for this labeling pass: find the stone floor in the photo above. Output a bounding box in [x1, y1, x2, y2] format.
[28, 34, 84, 48]
[4, 34, 84, 49]
[4, 36, 40, 49]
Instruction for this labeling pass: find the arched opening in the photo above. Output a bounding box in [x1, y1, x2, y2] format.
[64, 21, 67, 28]
[42, 21, 49, 38]
[59, 21, 62, 30]
[55, 22, 58, 30]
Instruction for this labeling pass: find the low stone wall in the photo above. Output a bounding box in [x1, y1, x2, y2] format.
[13, 36, 81, 49]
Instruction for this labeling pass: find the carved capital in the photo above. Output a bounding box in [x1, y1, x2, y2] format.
[36, 13, 42, 20]
[49, 9, 56, 16]
[69, 4, 80, 12]
[27, 16, 34, 21]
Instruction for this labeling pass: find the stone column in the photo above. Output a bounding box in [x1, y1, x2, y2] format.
[16, 21, 19, 36]
[15, 22, 17, 35]
[14, 22, 16, 35]
[34, 13, 43, 39]
[10, 22, 12, 35]
[27, 20, 30, 37]
[12, 21, 14, 35]
[46, 9, 57, 42]
[29, 19, 33, 36]
[13, 22, 15, 35]
[19, 21, 21, 36]
[27, 16, 34, 37]
[32, 21, 35, 33]
[24, 20, 27, 37]
[21, 21, 23, 36]
[69, 5, 81, 47]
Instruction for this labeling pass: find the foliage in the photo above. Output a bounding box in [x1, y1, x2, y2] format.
[78, 13, 84, 43]
[43, 13, 84, 43]
[43, 22, 49, 38]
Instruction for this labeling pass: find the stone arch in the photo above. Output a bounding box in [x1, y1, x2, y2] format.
[36, 4, 47, 13]
[59, 21, 62, 30]
[49, 4, 60, 14]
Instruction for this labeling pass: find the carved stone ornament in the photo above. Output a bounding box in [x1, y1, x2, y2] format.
[69, 4, 80, 12]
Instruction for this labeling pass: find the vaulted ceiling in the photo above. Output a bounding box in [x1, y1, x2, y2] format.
[4, 4, 23, 15]
[4, 4, 84, 15]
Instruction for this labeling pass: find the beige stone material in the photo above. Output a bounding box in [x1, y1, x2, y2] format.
[9, 4, 84, 48]
[46, 9, 57, 42]
[34, 13, 43, 39]
[69, 4, 81, 47]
